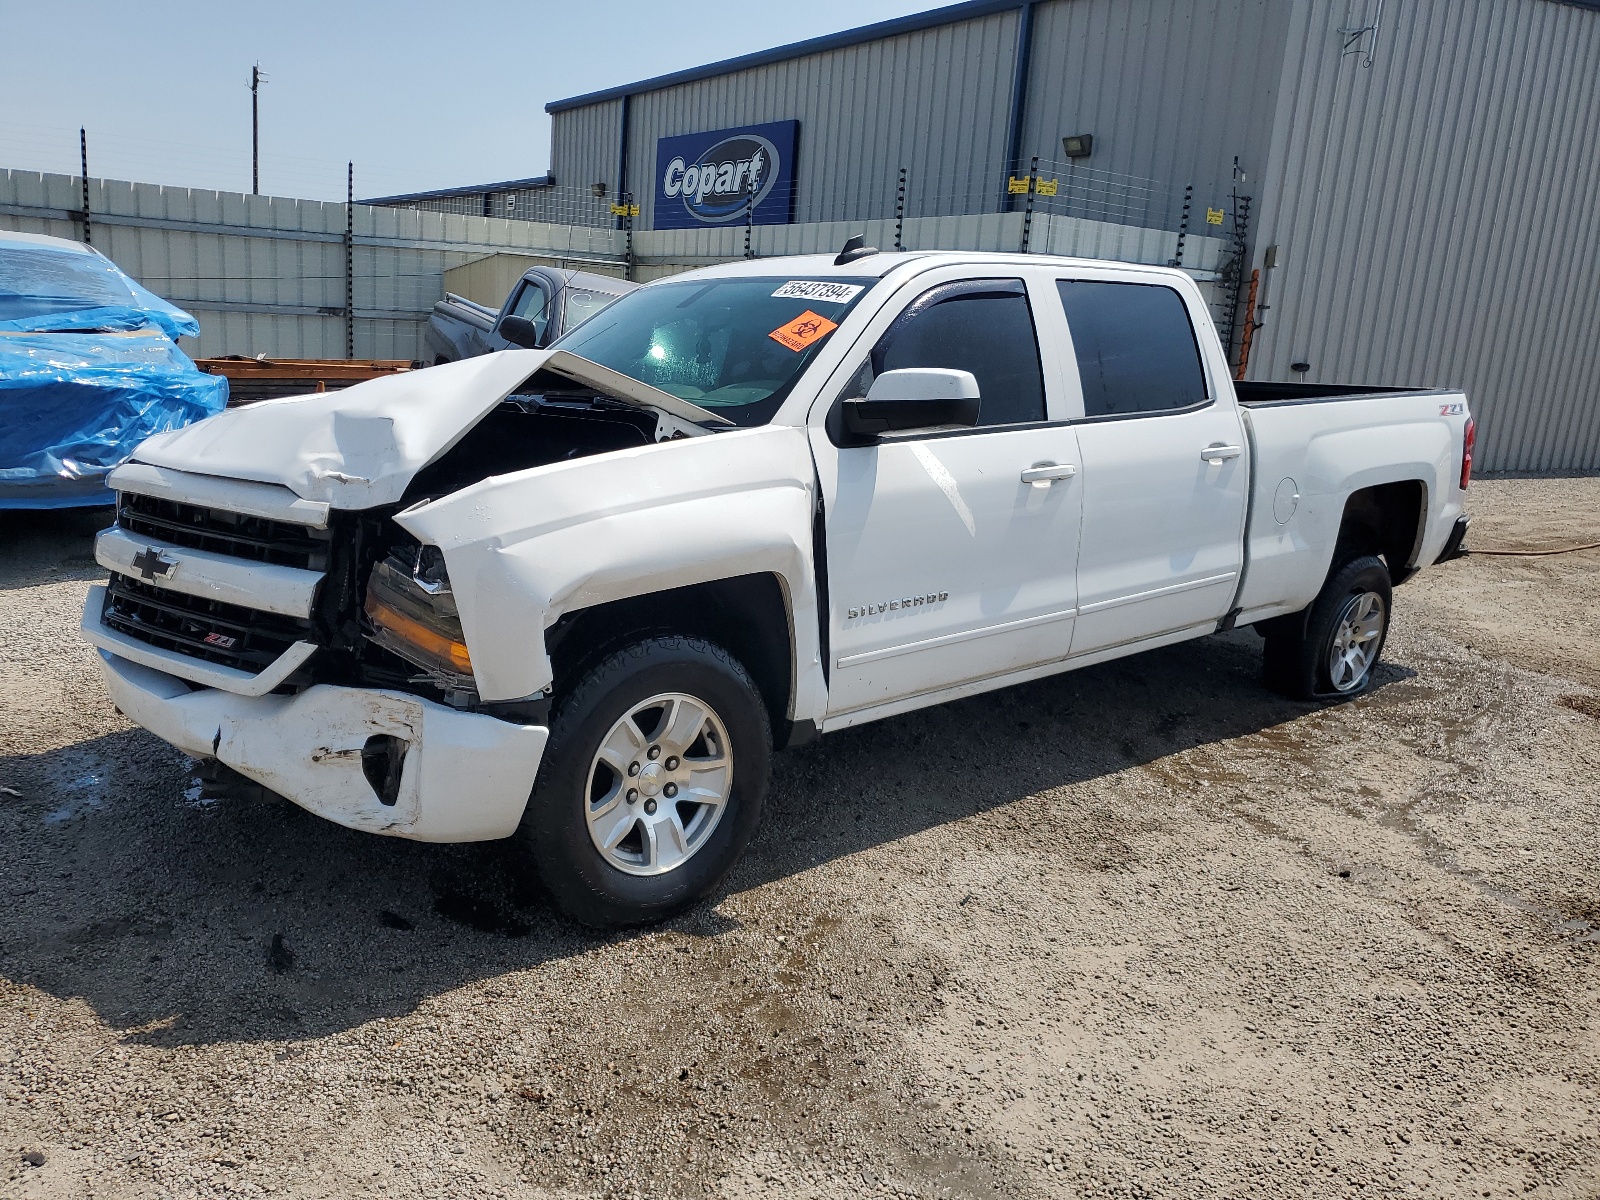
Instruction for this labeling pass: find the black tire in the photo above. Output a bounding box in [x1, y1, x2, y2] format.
[515, 635, 771, 929]
[1262, 554, 1393, 701]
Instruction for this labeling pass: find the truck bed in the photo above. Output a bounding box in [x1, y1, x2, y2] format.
[1234, 381, 1469, 625]
[1236, 381, 1448, 406]
[434, 294, 497, 330]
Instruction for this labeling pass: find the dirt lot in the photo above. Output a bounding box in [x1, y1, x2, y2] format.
[2, 477, 1598, 1200]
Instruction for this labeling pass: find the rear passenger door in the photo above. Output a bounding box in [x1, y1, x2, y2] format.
[1056, 278, 1248, 657]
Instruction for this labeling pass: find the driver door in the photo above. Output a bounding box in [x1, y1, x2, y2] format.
[812, 271, 1084, 722]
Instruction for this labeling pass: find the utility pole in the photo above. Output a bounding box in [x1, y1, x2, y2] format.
[78, 127, 92, 246]
[250, 63, 268, 195]
[345, 162, 355, 359]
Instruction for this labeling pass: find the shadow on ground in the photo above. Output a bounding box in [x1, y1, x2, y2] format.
[0, 613, 1415, 1048]
[0, 507, 112, 591]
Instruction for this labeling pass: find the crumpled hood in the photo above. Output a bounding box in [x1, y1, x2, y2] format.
[130, 351, 552, 508]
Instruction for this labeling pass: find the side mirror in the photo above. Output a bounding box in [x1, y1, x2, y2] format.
[500, 314, 543, 349]
[842, 368, 981, 441]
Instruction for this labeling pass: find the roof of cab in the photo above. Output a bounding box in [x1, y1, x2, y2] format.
[660, 252, 931, 281]
[646, 249, 1198, 287]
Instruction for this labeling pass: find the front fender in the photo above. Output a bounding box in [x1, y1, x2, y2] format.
[394, 426, 824, 719]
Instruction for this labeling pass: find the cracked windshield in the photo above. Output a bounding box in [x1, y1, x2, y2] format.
[550, 275, 874, 425]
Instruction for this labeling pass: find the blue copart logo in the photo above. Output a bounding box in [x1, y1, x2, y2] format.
[661, 134, 780, 224]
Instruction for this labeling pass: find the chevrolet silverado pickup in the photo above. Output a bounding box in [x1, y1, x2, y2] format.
[424, 266, 634, 364]
[81, 245, 1473, 927]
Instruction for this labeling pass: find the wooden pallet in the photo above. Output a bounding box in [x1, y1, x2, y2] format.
[195, 357, 418, 405]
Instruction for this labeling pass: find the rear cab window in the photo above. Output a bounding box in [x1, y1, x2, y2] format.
[561, 288, 624, 332]
[1056, 280, 1209, 418]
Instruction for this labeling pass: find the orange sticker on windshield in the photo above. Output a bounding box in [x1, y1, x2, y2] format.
[769, 310, 838, 352]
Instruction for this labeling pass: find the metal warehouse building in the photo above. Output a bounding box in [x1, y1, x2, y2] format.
[525, 0, 1600, 473]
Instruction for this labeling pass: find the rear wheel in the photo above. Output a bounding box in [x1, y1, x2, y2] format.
[515, 635, 771, 929]
[1262, 555, 1392, 700]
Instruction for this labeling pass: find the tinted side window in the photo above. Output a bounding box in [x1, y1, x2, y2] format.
[1056, 281, 1208, 417]
[844, 280, 1046, 427]
[510, 282, 548, 319]
[509, 281, 550, 339]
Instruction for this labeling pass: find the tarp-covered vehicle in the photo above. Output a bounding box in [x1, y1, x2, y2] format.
[0, 231, 227, 509]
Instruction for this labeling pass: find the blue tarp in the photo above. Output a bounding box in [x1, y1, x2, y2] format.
[0, 233, 228, 509]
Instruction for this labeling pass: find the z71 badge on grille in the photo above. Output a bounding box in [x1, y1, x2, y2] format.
[847, 592, 947, 619]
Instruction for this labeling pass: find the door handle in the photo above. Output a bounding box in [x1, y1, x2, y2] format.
[1021, 462, 1078, 487]
[1201, 444, 1243, 463]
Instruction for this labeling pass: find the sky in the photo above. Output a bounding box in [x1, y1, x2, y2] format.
[0, 0, 939, 203]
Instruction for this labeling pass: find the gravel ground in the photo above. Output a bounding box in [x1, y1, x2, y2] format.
[1, 477, 1597, 1200]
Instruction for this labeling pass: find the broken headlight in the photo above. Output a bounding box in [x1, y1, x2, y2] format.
[363, 545, 474, 690]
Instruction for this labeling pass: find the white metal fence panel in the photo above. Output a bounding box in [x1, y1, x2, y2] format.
[3, 169, 1224, 360]
[0, 170, 628, 360]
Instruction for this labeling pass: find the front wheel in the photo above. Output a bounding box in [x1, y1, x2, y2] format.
[1262, 555, 1393, 700]
[515, 636, 771, 929]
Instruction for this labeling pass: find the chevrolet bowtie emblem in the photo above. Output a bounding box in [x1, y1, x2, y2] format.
[130, 546, 177, 583]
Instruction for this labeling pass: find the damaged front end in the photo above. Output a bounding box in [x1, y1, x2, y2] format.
[364, 545, 474, 701]
[82, 350, 714, 840]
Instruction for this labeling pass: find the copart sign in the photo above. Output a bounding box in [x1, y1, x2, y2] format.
[653, 121, 798, 230]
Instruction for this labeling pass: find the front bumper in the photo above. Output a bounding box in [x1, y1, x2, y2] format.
[97, 650, 548, 842]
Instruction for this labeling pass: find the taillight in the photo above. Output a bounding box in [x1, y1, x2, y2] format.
[1460, 417, 1476, 490]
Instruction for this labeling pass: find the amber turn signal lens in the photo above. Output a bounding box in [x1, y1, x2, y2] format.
[364, 593, 473, 673]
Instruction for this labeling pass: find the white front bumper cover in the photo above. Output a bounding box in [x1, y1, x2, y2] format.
[98, 650, 547, 842]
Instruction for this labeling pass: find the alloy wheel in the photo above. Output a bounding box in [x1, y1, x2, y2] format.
[584, 692, 734, 876]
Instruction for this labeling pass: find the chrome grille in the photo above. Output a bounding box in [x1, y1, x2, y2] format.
[117, 492, 330, 571]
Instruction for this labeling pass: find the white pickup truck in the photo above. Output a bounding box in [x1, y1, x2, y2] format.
[81, 245, 1473, 927]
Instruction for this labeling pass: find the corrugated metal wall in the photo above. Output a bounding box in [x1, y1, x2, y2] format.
[1020, 0, 1292, 228]
[395, 183, 607, 226]
[1250, 0, 1600, 472]
[612, 10, 1022, 229]
[550, 97, 626, 222]
[550, 0, 1289, 234]
[0, 170, 627, 360]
